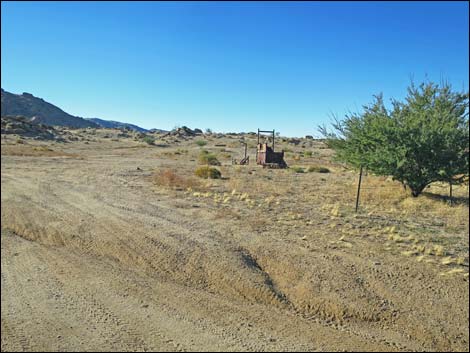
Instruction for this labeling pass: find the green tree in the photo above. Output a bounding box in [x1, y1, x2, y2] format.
[320, 81, 469, 197]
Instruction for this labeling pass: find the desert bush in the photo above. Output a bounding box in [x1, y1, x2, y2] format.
[153, 168, 200, 189]
[195, 140, 207, 147]
[142, 136, 155, 145]
[291, 166, 305, 173]
[198, 150, 221, 165]
[174, 148, 188, 155]
[304, 151, 313, 157]
[195, 166, 222, 179]
[308, 165, 330, 173]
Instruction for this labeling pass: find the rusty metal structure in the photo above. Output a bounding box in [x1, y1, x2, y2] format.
[256, 129, 287, 168]
[232, 141, 249, 165]
[239, 142, 249, 165]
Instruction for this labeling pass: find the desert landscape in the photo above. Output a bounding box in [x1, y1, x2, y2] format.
[1, 120, 468, 351]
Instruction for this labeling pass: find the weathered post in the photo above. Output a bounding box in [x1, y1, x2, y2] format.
[449, 181, 453, 207]
[272, 130, 275, 151]
[355, 165, 363, 213]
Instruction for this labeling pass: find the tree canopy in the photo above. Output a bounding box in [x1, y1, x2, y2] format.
[320, 81, 469, 197]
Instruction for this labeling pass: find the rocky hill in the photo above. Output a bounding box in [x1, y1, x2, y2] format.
[1, 115, 62, 140]
[86, 118, 149, 132]
[1, 89, 98, 128]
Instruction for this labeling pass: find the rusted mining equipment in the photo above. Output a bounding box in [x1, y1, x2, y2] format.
[256, 129, 287, 169]
[232, 141, 249, 165]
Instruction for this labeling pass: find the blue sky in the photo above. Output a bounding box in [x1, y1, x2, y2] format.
[1, 1, 468, 136]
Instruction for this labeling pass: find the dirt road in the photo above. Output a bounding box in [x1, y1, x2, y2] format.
[1, 137, 468, 351]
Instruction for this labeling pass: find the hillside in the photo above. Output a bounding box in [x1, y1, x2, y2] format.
[1, 88, 98, 128]
[86, 117, 149, 132]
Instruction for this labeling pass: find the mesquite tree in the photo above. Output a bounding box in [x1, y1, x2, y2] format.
[320, 81, 469, 197]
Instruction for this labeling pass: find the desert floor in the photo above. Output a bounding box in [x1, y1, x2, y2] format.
[1, 130, 469, 351]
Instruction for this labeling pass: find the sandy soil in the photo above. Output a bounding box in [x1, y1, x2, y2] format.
[1, 132, 469, 351]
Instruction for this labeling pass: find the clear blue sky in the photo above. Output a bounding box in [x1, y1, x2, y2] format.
[1, 1, 469, 136]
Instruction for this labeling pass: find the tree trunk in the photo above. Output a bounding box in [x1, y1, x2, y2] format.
[410, 184, 426, 197]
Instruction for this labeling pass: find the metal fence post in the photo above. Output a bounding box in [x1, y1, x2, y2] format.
[355, 165, 363, 213]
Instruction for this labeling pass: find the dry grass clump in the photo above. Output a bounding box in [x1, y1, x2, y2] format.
[401, 196, 437, 213]
[303, 151, 313, 157]
[219, 152, 232, 160]
[174, 148, 188, 155]
[153, 168, 201, 189]
[400, 193, 469, 230]
[198, 150, 221, 165]
[195, 166, 222, 179]
[358, 177, 407, 206]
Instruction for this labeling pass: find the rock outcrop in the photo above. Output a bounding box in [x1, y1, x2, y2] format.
[1, 89, 98, 128]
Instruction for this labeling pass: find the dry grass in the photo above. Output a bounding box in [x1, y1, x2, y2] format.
[153, 168, 201, 190]
[1, 145, 82, 158]
[72, 131, 467, 272]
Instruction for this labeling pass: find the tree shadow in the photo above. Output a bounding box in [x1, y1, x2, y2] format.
[422, 190, 469, 207]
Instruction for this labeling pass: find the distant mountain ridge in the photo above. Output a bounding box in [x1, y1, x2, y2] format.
[86, 118, 149, 132]
[1, 88, 98, 128]
[1, 89, 162, 132]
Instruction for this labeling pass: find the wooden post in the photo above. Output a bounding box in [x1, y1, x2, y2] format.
[355, 165, 363, 213]
[272, 130, 275, 151]
[449, 181, 453, 207]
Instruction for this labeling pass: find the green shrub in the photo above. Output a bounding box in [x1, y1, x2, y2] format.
[195, 166, 222, 179]
[291, 166, 305, 173]
[198, 150, 221, 165]
[304, 151, 313, 157]
[195, 140, 207, 147]
[308, 165, 330, 173]
[142, 136, 155, 145]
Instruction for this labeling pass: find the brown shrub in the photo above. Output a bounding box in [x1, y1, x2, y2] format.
[195, 166, 222, 179]
[153, 168, 201, 189]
